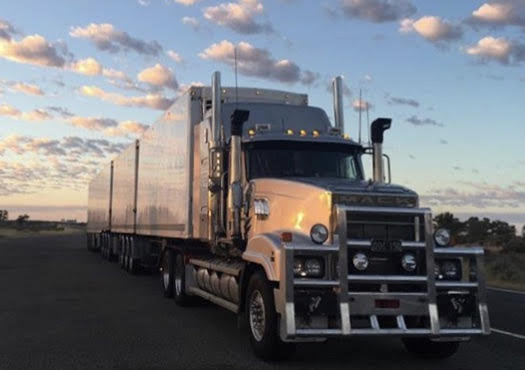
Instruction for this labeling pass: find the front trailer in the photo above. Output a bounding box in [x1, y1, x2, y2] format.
[275, 206, 490, 342]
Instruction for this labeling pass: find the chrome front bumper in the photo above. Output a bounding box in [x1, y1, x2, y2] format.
[276, 205, 491, 340]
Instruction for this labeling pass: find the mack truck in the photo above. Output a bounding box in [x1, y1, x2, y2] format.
[87, 71, 490, 360]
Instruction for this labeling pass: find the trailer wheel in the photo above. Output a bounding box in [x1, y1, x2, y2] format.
[160, 251, 174, 298]
[402, 338, 460, 359]
[246, 271, 295, 361]
[173, 254, 191, 306]
[118, 239, 125, 269]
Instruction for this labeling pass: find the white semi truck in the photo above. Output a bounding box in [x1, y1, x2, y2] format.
[87, 72, 490, 360]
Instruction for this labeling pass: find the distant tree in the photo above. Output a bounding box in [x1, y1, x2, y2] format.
[0, 210, 8, 222]
[522, 225, 525, 238]
[16, 214, 29, 227]
[464, 217, 491, 244]
[489, 220, 516, 246]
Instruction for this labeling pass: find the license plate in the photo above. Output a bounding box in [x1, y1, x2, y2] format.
[370, 239, 402, 252]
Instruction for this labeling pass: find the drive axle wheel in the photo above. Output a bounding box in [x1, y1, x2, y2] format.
[402, 338, 460, 359]
[246, 271, 295, 361]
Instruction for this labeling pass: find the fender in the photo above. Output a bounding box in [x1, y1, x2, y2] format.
[242, 233, 283, 282]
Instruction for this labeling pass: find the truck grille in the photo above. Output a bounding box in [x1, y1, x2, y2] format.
[347, 212, 424, 242]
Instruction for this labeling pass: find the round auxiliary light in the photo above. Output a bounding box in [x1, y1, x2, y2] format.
[352, 253, 369, 271]
[310, 224, 329, 244]
[434, 228, 451, 247]
[401, 254, 417, 272]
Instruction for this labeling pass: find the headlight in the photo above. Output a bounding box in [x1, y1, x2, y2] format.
[352, 253, 369, 271]
[441, 260, 461, 280]
[434, 259, 462, 280]
[293, 257, 324, 278]
[310, 224, 329, 244]
[434, 228, 451, 247]
[401, 254, 417, 272]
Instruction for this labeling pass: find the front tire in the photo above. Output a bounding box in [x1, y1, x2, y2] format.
[402, 338, 460, 359]
[246, 271, 295, 361]
[173, 253, 191, 306]
[160, 251, 174, 298]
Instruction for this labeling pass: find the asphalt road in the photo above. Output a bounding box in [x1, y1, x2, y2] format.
[1, 234, 524, 370]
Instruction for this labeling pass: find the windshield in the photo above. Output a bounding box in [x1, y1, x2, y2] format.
[245, 141, 363, 180]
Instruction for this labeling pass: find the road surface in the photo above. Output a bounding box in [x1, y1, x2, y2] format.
[1, 234, 524, 369]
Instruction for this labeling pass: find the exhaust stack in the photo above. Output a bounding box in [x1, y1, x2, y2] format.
[332, 76, 345, 134]
[228, 109, 250, 241]
[371, 118, 392, 184]
[211, 71, 222, 145]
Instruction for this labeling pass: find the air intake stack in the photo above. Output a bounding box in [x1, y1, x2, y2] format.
[371, 118, 392, 184]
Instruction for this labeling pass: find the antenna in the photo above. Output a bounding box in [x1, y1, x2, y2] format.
[366, 100, 370, 146]
[234, 46, 239, 107]
[358, 89, 362, 144]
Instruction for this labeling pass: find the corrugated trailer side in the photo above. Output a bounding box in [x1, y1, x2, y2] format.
[136, 91, 200, 238]
[87, 161, 113, 234]
[111, 140, 139, 234]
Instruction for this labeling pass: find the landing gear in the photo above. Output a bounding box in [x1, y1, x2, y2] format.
[402, 338, 460, 359]
[246, 271, 295, 361]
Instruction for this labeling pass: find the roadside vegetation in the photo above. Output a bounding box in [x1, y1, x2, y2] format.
[434, 212, 525, 291]
[0, 210, 85, 239]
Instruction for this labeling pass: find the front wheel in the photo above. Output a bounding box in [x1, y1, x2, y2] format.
[246, 271, 295, 361]
[160, 251, 174, 298]
[402, 338, 460, 359]
[173, 254, 191, 306]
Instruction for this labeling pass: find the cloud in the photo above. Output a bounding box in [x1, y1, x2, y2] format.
[70, 23, 163, 56]
[137, 63, 178, 90]
[138, 0, 151, 5]
[0, 34, 67, 67]
[400, 16, 463, 42]
[0, 103, 52, 121]
[104, 120, 148, 137]
[406, 115, 443, 127]
[421, 182, 525, 209]
[465, 36, 525, 64]
[352, 99, 372, 111]
[68, 57, 102, 75]
[340, 0, 416, 23]
[0, 19, 20, 40]
[182, 17, 201, 31]
[175, 0, 202, 5]
[79, 85, 173, 110]
[469, 1, 525, 29]
[47, 106, 74, 118]
[67, 116, 148, 137]
[167, 50, 183, 63]
[389, 96, 419, 107]
[199, 40, 315, 84]
[0, 81, 44, 96]
[203, 0, 273, 34]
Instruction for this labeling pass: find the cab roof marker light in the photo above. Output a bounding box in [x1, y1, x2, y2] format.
[312, 130, 320, 137]
[286, 129, 294, 135]
[300, 129, 307, 137]
[248, 129, 256, 136]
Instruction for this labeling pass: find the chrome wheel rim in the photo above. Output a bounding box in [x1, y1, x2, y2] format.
[162, 257, 170, 289]
[249, 290, 265, 342]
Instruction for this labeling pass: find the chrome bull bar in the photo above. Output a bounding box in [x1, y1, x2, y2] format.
[279, 205, 490, 339]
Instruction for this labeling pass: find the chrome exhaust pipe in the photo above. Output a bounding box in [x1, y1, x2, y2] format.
[228, 109, 249, 241]
[211, 71, 222, 145]
[371, 118, 392, 184]
[332, 76, 345, 134]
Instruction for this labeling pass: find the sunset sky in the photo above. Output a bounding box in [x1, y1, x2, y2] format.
[0, 0, 524, 230]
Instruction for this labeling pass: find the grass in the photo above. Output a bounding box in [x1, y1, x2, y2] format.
[0, 225, 85, 239]
[485, 252, 525, 291]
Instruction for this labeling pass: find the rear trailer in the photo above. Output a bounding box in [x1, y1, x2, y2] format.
[86, 72, 489, 360]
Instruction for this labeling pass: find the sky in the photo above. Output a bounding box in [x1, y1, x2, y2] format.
[0, 0, 524, 231]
